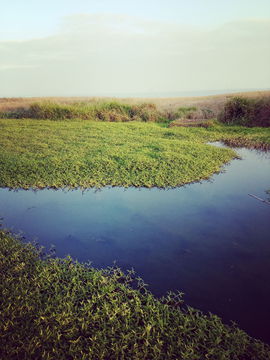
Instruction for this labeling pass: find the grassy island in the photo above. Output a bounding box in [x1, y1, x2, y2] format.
[0, 117, 269, 189]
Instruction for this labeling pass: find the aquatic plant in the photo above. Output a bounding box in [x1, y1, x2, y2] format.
[0, 120, 270, 189]
[1, 229, 269, 359]
[0, 120, 237, 189]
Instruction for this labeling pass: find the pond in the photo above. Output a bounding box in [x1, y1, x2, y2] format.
[0, 144, 270, 343]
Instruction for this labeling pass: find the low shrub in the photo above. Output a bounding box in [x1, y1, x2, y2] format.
[0, 106, 28, 119]
[131, 103, 164, 122]
[1, 229, 270, 359]
[219, 96, 270, 127]
[28, 103, 78, 120]
[0, 101, 165, 123]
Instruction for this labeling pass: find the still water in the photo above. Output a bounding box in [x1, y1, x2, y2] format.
[0, 145, 270, 342]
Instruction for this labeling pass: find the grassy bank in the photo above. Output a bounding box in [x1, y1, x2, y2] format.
[0, 120, 270, 189]
[202, 124, 270, 150]
[1, 229, 269, 360]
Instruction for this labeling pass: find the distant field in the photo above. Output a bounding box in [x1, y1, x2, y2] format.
[1, 90, 270, 117]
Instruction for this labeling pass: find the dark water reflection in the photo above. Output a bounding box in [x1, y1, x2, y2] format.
[0, 145, 270, 342]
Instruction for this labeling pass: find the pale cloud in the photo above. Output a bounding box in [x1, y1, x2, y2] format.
[0, 14, 269, 96]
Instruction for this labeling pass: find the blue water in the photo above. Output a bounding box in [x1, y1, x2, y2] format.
[0, 145, 270, 342]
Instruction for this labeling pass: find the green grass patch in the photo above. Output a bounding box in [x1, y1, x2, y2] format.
[1, 229, 269, 360]
[0, 120, 269, 189]
[0, 120, 238, 189]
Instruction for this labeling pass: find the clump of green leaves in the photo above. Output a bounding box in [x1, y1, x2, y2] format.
[1, 229, 269, 360]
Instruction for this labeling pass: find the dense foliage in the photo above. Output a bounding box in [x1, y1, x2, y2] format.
[219, 97, 270, 127]
[1, 96, 270, 128]
[0, 101, 165, 122]
[1, 230, 269, 360]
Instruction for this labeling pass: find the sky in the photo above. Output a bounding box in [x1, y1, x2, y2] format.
[1, 0, 270, 97]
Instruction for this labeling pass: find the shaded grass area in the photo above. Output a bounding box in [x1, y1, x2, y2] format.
[1, 229, 270, 360]
[0, 120, 237, 189]
[0, 120, 270, 189]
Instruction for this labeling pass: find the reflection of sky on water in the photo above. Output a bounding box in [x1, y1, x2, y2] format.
[0, 146, 270, 342]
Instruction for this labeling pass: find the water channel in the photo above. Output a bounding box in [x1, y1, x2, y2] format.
[0, 144, 270, 342]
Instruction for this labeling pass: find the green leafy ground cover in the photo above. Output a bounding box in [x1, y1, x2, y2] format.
[0, 119, 269, 189]
[1, 229, 270, 360]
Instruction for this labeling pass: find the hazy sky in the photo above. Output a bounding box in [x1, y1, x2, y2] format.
[1, 0, 270, 96]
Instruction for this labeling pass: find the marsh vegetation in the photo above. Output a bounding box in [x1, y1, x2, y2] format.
[0, 119, 240, 189]
[1, 230, 270, 360]
[1, 94, 270, 190]
[0, 92, 270, 358]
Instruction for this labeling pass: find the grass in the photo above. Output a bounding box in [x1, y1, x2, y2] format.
[205, 124, 270, 150]
[0, 119, 270, 189]
[1, 229, 270, 360]
[0, 101, 165, 122]
[1, 97, 270, 358]
[1, 90, 270, 115]
[0, 120, 234, 189]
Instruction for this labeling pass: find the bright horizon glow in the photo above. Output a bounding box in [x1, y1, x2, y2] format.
[1, 1, 270, 96]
